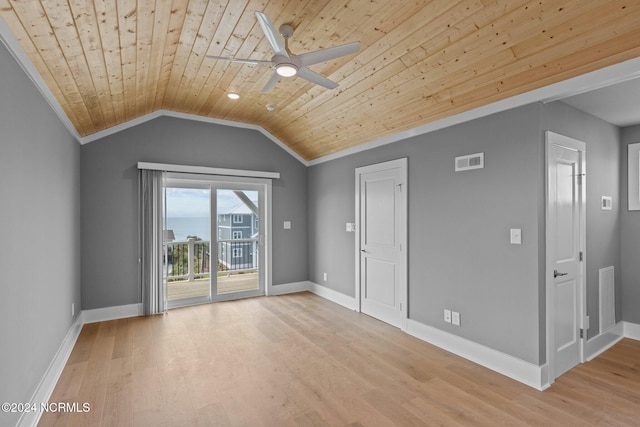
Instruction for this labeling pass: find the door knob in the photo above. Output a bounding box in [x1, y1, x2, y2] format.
[554, 270, 568, 278]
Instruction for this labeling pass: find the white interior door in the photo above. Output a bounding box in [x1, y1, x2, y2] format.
[546, 131, 586, 380]
[356, 158, 407, 329]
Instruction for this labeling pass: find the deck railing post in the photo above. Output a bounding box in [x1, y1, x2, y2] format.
[187, 237, 195, 282]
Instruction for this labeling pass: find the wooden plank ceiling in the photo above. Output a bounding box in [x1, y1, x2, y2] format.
[1, 1, 640, 161]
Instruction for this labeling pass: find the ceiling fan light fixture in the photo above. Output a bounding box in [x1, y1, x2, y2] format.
[276, 63, 298, 77]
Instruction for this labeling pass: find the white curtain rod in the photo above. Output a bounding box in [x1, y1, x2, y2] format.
[137, 162, 280, 179]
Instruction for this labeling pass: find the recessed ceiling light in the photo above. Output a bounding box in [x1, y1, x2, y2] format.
[227, 92, 240, 100]
[266, 104, 276, 111]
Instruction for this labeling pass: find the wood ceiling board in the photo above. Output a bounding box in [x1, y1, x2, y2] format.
[1, 0, 640, 160]
[116, 0, 139, 123]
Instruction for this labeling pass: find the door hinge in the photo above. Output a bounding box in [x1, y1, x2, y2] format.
[580, 328, 584, 339]
[579, 251, 583, 262]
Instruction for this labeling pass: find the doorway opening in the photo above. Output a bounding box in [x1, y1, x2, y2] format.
[355, 158, 408, 330]
[163, 173, 270, 308]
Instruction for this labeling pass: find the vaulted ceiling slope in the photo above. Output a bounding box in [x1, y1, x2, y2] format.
[1, 1, 639, 161]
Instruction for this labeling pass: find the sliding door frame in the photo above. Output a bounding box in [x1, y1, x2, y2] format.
[164, 172, 272, 308]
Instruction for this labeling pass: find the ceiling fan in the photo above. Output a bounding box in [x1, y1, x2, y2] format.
[207, 11, 360, 93]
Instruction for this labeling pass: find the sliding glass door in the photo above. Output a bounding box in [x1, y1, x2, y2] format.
[164, 183, 212, 307]
[164, 174, 267, 308]
[212, 185, 264, 300]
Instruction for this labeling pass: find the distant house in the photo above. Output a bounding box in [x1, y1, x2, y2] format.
[217, 202, 259, 270]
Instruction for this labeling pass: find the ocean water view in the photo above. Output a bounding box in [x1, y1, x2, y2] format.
[166, 217, 210, 241]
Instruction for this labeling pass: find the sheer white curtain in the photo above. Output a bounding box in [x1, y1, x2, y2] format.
[138, 169, 166, 315]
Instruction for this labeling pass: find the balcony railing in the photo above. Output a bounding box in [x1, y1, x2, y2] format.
[165, 238, 258, 282]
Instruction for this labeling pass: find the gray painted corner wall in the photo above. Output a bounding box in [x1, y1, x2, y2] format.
[0, 41, 80, 426]
[80, 116, 308, 310]
[309, 103, 544, 364]
[309, 100, 627, 365]
[621, 125, 640, 324]
[542, 101, 622, 338]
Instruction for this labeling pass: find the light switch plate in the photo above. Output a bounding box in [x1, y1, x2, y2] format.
[283, 221, 291, 229]
[510, 228, 522, 245]
[452, 311, 461, 326]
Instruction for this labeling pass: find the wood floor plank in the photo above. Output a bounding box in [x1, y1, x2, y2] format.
[38, 293, 640, 426]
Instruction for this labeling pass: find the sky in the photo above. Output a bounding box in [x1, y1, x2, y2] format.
[165, 188, 257, 218]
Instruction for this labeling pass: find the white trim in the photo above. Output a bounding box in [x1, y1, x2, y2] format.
[308, 282, 358, 311]
[624, 321, 640, 340]
[545, 131, 587, 387]
[81, 303, 143, 324]
[137, 162, 280, 179]
[268, 281, 311, 296]
[586, 322, 625, 361]
[0, 17, 81, 142]
[16, 315, 83, 427]
[628, 143, 640, 210]
[83, 110, 310, 165]
[355, 158, 408, 330]
[405, 319, 549, 391]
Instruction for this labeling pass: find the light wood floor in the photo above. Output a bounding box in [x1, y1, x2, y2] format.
[39, 292, 640, 426]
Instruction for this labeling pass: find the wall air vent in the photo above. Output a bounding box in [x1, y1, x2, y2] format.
[455, 152, 484, 172]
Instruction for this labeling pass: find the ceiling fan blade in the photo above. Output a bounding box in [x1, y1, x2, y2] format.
[297, 67, 339, 90]
[261, 72, 281, 93]
[298, 41, 361, 67]
[206, 55, 274, 66]
[255, 11, 288, 57]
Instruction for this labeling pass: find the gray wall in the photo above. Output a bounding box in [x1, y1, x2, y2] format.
[621, 125, 640, 324]
[309, 101, 626, 364]
[309, 103, 544, 364]
[542, 101, 622, 338]
[0, 41, 81, 426]
[81, 116, 308, 310]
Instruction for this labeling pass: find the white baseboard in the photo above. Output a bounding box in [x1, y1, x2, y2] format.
[268, 281, 311, 296]
[308, 282, 358, 311]
[586, 322, 625, 361]
[81, 303, 143, 324]
[624, 321, 640, 340]
[22, 300, 640, 427]
[17, 314, 83, 427]
[405, 319, 548, 390]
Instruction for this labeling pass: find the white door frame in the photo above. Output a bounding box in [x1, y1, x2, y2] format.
[545, 131, 587, 385]
[355, 158, 408, 331]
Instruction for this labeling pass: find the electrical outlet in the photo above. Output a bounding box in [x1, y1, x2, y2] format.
[452, 311, 461, 326]
[323, 272, 328, 281]
[444, 309, 452, 323]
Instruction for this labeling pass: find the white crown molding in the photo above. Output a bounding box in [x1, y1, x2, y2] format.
[3, 15, 640, 168]
[0, 16, 81, 141]
[80, 110, 310, 166]
[308, 56, 640, 165]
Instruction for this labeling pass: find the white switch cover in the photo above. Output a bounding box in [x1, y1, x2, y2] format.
[452, 311, 461, 326]
[510, 228, 522, 245]
[283, 221, 291, 229]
